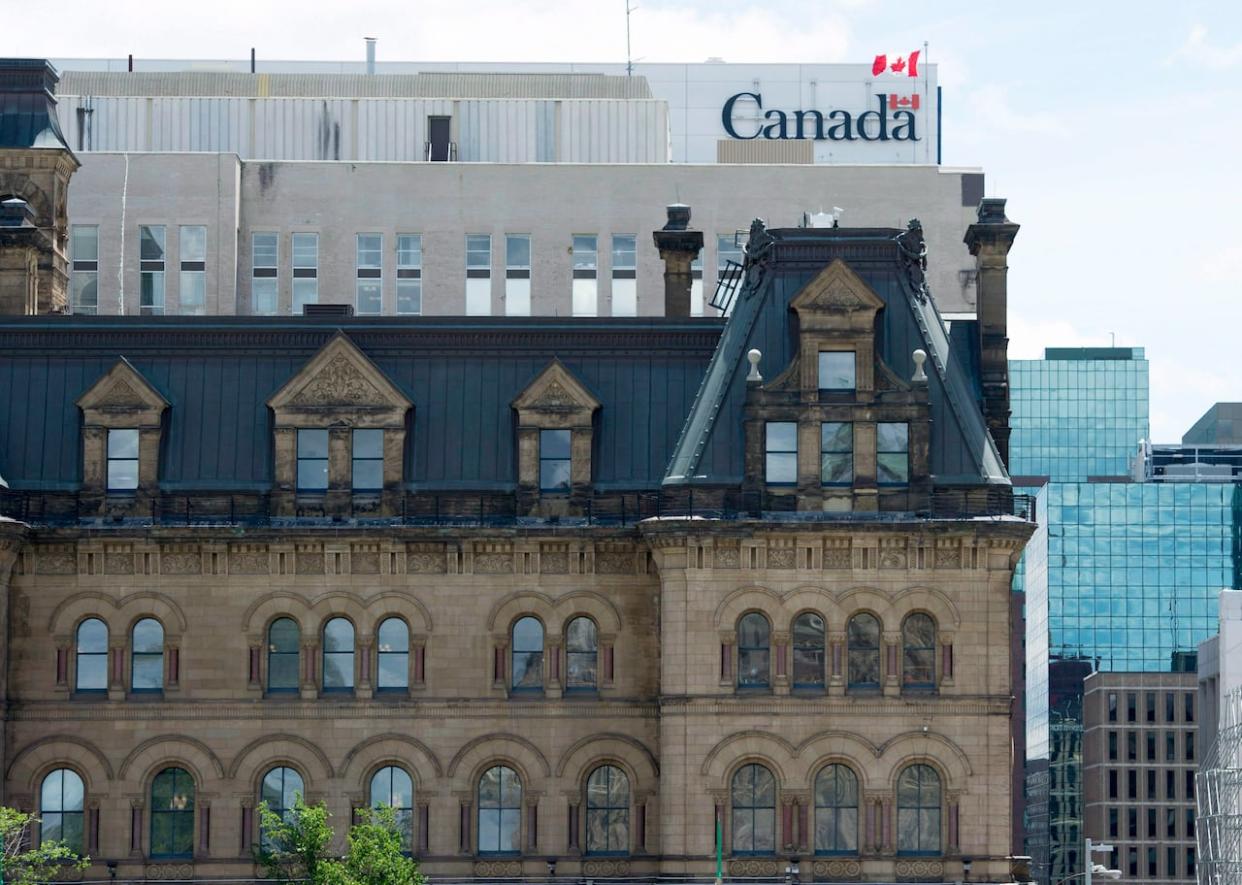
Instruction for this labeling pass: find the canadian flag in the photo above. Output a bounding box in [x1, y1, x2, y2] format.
[888, 94, 921, 111]
[872, 50, 920, 77]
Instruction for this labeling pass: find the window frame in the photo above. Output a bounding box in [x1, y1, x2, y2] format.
[510, 616, 544, 694]
[736, 612, 771, 690]
[295, 428, 330, 493]
[355, 233, 384, 316]
[813, 764, 859, 856]
[538, 429, 572, 495]
[504, 233, 531, 317]
[477, 765, 522, 856]
[370, 765, 415, 853]
[70, 224, 99, 315]
[820, 421, 853, 487]
[465, 233, 493, 316]
[75, 617, 109, 694]
[130, 617, 165, 693]
[846, 613, 882, 691]
[564, 616, 598, 693]
[321, 617, 356, 693]
[765, 421, 798, 486]
[791, 612, 826, 690]
[251, 230, 278, 316]
[900, 613, 936, 691]
[139, 224, 166, 316]
[266, 617, 301, 695]
[877, 421, 910, 486]
[149, 767, 195, 860]
[375, 617, 410, 693]
[817, 351, 856, 392]
[291, 232, 319, 314]
[351, 428, 384, 493]
[178, 224, 207, 316]
[396, 234, 423, 316]
[259, 765, 305, 850]
[895, 764, 942, 857]
[106, 427, 140, 493]
[584, 764, 630, 856]
[40, 768, 86, 853]
[730, 763, 777, 856]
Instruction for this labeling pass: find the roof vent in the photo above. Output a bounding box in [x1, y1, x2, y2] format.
[0, 197, 33, 227]
[302, 303, 354, 317]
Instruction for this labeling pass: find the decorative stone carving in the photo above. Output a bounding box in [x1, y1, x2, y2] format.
[895, 859, 944, 881]
[767, 547, 796, 569]
[144, 864, 194, 880]
[473, 860, 522, 878]
[36, 552, 76, 575]
[160, 553, 202, 575]
[596, 552, 633, 574]
[105, 552, 135, 574]
[289, 355, 381, 406]
[407, 546, 447, 574]
[811, 860, 861, 880]
[296, 552, 325, 575]
[531, 380, 579, 410]
[96, 380, 148, 408]
[824, 547, 853, 569]
[935, 547, 962, 568]
[729, 859, 780, 877]
[229, 552, 269, 575]
[352, 552, 380, 575]
[582, 859, 631, 877]
[474, 554, 514, 575]
[10, 590, 29, 637]
[714, 545, 740, 569]
[541, 552, 569, 574]
[879, 549, 908, 569]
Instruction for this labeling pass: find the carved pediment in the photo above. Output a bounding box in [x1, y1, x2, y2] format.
[77, 358, 168, 419]
[512, 360, 600, 419]
[268, 333, 411, 417]
[789, 259, 885, 331]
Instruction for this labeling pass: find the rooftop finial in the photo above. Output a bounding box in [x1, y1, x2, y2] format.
[746, 349, 763, 383]
[911, 349, 928, 384]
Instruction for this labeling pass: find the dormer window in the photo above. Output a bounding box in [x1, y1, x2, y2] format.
[539, 429, 572, 493]
[351, 429, 383, 492]
[765, 422, 797, 485]
[820, 422, 853, 486]
[107, 428, 140, 492]
[818, 351, 856, 391]
[511, 360, 600, 514]
[878, 422, 910, 485]
[296, 429, 329, 492]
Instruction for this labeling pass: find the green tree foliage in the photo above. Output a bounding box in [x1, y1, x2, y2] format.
[0, 807, 89, 885]
[255, 796, 424, 885]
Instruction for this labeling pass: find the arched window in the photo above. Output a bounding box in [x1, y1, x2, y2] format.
[565, 617, 598, 691]
[267, 618, 300, 693]
[896, 764, 942, 855]
[40, 768, 85, 852]
[131, 618, 164, 691]
[902, 613, 936, 690]
[477, 765, 521, 855]
[814, 765, 858, 855]
[731, 763, 776, 855]
[511, 617, 543, 692]
[847, 613, 881, 689]
[76, 618, 108, 692]
[376, 618, 410, 691]
[792, 612, 826, 689]
[260, 766, 304, 849]
[370, 766, 414, 851]
[150, 767, 195, 859]
[322, 618, 355, 691]
[737, 613, 770, 689]
[585, 765, 629, 855]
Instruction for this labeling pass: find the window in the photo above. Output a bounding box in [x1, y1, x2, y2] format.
[1167, 847, 1177, 879]
[585, 765, 629, 855]
[511, 617, 543, 692]
[539, 429, 571, 493]
[1107, 770, 1117, 799]
[1147, 807, 1157, 838]
[322, 618, 355, 692]
[267, 618, 300, 693]
[292, 233, 318, 314]
[131, 618, 164, 692]
[1185, 692, 1194, 722]
[1107, 692, 1117, 722]
[565, 617, 598, 691]
[765, 422, 797, 485]
[690, 252, 704, 316]
[1166, 769, 1175, 800]
[1127, 731, 1136, 761]
[107, 428, 139, 491]
[376, 618, 409, 692]
[1145, 691, 1156, 723]
[370, 766, 414, 851]
[737, 613, 771, 689]
[901, 613, 936, 689]
[1108, 731, 1117, 761]
[1167, 807, 1176, 838]
[396, 235, 423, 316]
[877, 422, 909, 484]
[352, 429, 383, 492]
[71, 225, 99, 315]
[251, 232, 278, 315]
[792, 612, 825, 689]
[731, 763, 776, 855]
[150, 767, 194, 859]
[847, 613, 881, 689]
[820, 422, 853, 485]
[1107, 807, 1118, 839]
[1127, 807, 1137, 838]
[1128, 769, 1137, 799]
[1186, 731, 1195, 761]
[296, 429, 329, 492]
[1147, 847, 1157, 877]
[76, 618, 108, 692]
[504, 234, 531, 316]
[1187, 807, 1195, 839]
[178, 225, 206, 315]
[814, 765, 858, 855]
[1126, 692, 1136, 722]
[466, 234, 492, 316]
[1188, 847, 1196, 879]
[1166, 691, 1175, 722]
[818, 352, 855, 391]
[896, 764, 941, 855]
[1166, 730, 1176, 761]
[717, 233, 743, 290]
[477, 765, 521, 854]
[139, 225, 166, 315]
[356, 234, 383, 315]
[1145, 730, 1156, 761]
[260, 766, 304, 849]
[41, 768, 85, 852]
[1127, 847, 1137, 877]
[572, 235, 598, 317]
[610, 234, 637, 317]
[1146, 768, 1155, 799]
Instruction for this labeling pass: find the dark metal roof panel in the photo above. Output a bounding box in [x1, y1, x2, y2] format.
[0, 89, 72, 150]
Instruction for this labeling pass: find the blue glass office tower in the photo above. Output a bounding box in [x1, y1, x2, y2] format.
[1013, 349, 1241, 884]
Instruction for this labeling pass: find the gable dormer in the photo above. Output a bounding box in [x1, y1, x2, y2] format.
[76, 358, 168, 498]
[267, 333, 411, 514]
[511, 359, 600, 515]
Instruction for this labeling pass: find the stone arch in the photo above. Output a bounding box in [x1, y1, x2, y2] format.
[7, 735, 113, 794]
[242, 591, 313, 635]
[447, 733, 552, 790]
[835, 587, 894, 625]
[891, 586, 962, 631]
[48, 590, 189, 635]
[551, 590, 622, 635]
[875, 732, 972, 789]
[793, 731, 881, 789]
[118, 735, 225, 781]
[366, 591, 434, 633]
[700, 731, 796, 783]
[339, 734, 444, 786]
[554, 733, 659, 785]
[309, 592, 369, 632]
[0, 173, 53, 225]
[486, 591, 556, 634]
[712, 586, 783, 629]
[226, 734, 335, 787]
[779, 586, 839, 628]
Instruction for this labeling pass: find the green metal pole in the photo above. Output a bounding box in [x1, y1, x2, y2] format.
[714, 814, 722, 885]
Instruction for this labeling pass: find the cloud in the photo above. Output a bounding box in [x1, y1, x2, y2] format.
[954, 85, 1069, 140]
[1166, 23, 1242, 70]
[1007, 313, 1131, 360]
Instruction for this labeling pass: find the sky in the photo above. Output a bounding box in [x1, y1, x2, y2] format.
[10, 0, 1241, 442]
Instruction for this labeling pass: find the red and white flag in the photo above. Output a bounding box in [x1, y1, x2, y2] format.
[872, 50, 920, 77]
[888, 94, 920, 111]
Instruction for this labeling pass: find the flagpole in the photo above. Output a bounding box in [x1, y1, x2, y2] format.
[715, 813, 723, 885]
[923, 40, 930, 164]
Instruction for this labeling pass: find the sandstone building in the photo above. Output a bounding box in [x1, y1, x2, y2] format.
[0, 202, 1032, 882]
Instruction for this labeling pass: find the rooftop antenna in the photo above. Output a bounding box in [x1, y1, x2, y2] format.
[626, 1, 638, 76]
[1108, 331, 1116, 347]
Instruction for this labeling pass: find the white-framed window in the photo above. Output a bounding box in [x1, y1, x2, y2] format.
[70, 225, 99, 315]
[107, 428, 140, 491]
[572, 235, 598, 317]
[252, 232, 278, 315]
[396, 234, 422, 316]
[292, 233, 318, 314]
[610, 234, 637, 317]
[505, 234, 531, 316]
[466, 234, 492, 316]
[356, 233, 383, 315]
[178, 225, 206, 316]
[139, 225, 166, 315]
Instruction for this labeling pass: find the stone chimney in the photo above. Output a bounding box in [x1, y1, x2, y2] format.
[652, 203, 703, 317]
[0, 58, 79, 315]
[964, 197, 1019, 467]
